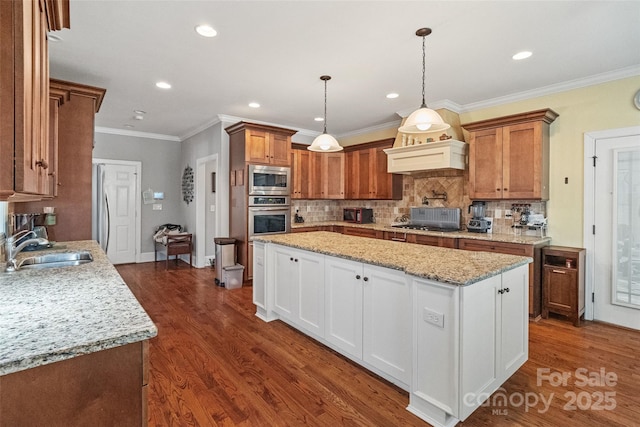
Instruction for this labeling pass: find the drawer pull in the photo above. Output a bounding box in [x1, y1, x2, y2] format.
[552, 269, 566, 274]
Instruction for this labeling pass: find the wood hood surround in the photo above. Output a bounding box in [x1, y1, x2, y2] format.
[386, 108, 468, 174]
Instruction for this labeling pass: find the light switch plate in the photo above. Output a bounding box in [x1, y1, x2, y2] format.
[423, 307, 444, 328]
[210, 205, 215, 212]
[152, 204, 162, 211]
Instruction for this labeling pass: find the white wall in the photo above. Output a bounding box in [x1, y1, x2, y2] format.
[93, 132, 182, 254]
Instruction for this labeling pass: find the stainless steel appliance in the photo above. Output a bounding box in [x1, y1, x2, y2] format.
[248, 195, 291, 239]
[343, 208, 374, 224]
[248, 164, 291, 195]
[392, 207, 461, 231]
[467, 201, 491, 233]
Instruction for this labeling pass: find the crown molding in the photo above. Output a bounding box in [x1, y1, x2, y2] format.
[460, 65, 640, 113]
[396, 99, 464, 119]
[336, 119, 402, 139]
[94, 126, 180, 142]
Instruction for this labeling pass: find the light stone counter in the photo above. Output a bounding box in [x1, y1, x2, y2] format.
[255, 231, 531, 285]
[291, 220, 551, 246]
[0, 240, 157, 376]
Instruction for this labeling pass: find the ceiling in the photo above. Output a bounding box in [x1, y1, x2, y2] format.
[49, 1, 640, 141]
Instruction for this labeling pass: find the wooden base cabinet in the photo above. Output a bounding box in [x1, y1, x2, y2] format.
[542, 246, 585, 326]
[0, 341, 149, 427]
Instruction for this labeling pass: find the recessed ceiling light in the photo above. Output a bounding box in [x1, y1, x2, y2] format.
[248, 102, 260, 108]
[133, 109, 146, 115]
[386, 93, 399, 99]
[512, 51, 532, 60]
[156, 81, 171, 89]
[195, 25, 217, 38]
[314, 117, 324, 122]
[124, 124, 134, 128]
[48, 33, 63, 42]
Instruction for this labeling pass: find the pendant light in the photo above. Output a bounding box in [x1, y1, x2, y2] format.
[398, 28, 450, 134]
[308, 75, 343, 152]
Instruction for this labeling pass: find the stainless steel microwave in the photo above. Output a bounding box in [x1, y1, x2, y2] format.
[248, 165, 291, 195]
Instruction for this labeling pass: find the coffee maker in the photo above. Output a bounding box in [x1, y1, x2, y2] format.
[467, 201, 492, 233]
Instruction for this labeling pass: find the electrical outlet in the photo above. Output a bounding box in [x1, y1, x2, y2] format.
[505, 209, 513, 218]
[494, 209, 502, 219]
[307, 206, 311, 212]
[152, 204, 162, 211]
[394, 207, 399, 214]
[423, 308, 444, 328]
[325, 205, 329, 212]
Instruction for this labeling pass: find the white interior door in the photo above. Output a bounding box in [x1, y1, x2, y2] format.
[589, 131, 640, 330]
[103, 163, 138, 264]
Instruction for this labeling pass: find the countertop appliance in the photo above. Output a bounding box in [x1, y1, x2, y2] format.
[248, 164, 291, 195]
[467, 201, 491, 233]
[392, 207, 461, 231]
[344, 208, 374, 224]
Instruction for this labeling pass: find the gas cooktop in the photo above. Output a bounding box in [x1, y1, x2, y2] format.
[392, 224, 461, 232]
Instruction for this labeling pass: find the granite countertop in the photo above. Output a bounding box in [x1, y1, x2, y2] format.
[0, 240, 157, 376]
[255, 231, 531, 286]
[291, 220, 551, 245]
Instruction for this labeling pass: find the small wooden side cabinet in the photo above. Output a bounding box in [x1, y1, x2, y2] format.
[542, 246, 585, 326]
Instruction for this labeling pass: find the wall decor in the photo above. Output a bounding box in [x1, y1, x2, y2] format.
[182, 165, 194, 204]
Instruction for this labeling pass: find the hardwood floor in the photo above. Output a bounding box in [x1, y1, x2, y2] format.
[118, 262, 640, 427]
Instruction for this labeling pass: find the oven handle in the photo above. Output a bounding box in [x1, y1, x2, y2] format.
[248, 206, 291, 211]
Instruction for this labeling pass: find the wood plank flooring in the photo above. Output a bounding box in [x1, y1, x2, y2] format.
[118, 261, 640, 427]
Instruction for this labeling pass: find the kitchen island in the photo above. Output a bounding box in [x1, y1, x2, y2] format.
[0, 240, 157, 426]
[253, 231, 531, 427]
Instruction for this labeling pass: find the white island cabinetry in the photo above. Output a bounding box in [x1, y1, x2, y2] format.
[253, 233, 530, 427]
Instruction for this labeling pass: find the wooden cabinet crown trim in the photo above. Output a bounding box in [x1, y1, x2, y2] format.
[461, 108, 559, 131]
[292, 138, 395, 153]
[44, 0, 70, 31]
[49, 79, 106, 112]
[224, 121, 297, 136]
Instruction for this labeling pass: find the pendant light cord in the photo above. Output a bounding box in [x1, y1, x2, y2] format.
[323, 78, 328, 134]
[421, 34, 427, 108]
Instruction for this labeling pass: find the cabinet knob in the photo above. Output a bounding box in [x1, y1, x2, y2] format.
[496, 188, 500, 191]
[294, 259, 298, 262]
[290, 257, 294, 261]
[504, 287, 510, 293]
[363, 277, 369, 282]
[498, 289, 503, 294]
[356, 275, 361, 279]
[503, 188, 508, 191]
[36, 159, 49, 169]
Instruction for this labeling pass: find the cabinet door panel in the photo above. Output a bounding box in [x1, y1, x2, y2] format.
[499, 265, 528, 378]
[296, 251, 325, 337]
[324, 153, 344, 199]
[273, 247, 295, 320]
[324, 257, 363, 358]
[270, 132, 290, 166]
[356, 149, 371, 198]
[246, 130, 270, 164]
[469, 128, 502, 199]
[503, 122, 541, 199]
[363, 265, 411, 385]
[460, 275, 500, 419]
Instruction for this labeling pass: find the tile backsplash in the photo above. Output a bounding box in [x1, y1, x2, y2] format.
[291, 174, 547, 235]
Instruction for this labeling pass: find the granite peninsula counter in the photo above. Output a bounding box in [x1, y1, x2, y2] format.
[253, 231, 531, 427]
[0, 240, 157, 375]
[0, 240, 156, 425]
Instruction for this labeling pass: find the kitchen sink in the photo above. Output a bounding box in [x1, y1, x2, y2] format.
[17, 251, 93, 270]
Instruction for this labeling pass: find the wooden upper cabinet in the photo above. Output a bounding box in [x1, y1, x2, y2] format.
[344, 138, 402, 200]
[291, 146, 311, 199]
[0, 0, 69, 201]
[226, 122, 296, 167]
[463, 109, 558, 201]
[323, 152, 345, 199]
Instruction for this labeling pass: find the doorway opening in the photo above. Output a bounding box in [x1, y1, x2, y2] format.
[196, 154, 220, 268]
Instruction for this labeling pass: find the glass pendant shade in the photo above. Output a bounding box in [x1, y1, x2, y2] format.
[308, 132, 343, 152]
[398, 106, 450, 134]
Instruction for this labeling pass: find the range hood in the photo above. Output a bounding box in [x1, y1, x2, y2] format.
[383, 139, 467, 174]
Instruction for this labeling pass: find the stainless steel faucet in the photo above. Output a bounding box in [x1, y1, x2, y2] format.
[5, 230, 49, 272]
